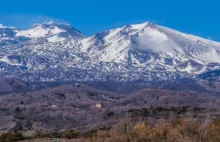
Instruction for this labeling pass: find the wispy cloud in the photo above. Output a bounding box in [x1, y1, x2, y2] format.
[135, 33, 180, 53]
[0, 13, 66, 29]
[0, 24, 6, 28]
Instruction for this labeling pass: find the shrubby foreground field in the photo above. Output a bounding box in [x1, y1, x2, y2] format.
[2, 118, 220, 142]
[1, 84, 220, 141]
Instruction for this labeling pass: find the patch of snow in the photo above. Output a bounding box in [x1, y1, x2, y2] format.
[0, 56, 21, 66]
[47, 35, 65, 43]
[16, 25, 65, 38]
[177, 62, 195, 73]
[131, 22, 148, 29]
[193, 66, 208, 74]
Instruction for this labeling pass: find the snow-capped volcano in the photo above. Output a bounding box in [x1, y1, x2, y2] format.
[82, 22, 220, 73]
[0, 22, 220, 82]
[15, 22, 85, 42]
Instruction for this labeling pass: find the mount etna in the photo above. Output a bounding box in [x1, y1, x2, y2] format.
[0, 22, 219, 93]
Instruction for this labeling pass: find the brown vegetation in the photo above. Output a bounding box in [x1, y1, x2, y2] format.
[81, 118, 220, 142]
[3, 118, 220, 142]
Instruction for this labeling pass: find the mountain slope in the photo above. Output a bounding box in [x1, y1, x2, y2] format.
[82, 22, 220, 74]
[0, 84, 219, 133]
[0, 22, 220, 83]
[0, 78, 29, 94]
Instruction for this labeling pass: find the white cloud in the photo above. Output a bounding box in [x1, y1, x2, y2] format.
[0, 24, 6, 28]
[135, 32, 183, 54]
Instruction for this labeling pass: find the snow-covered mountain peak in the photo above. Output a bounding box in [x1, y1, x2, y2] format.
[15, 22, 86, 42]
[16, 23, 64, 38]
[81, 22, 220, 74]
[130, 22, 155, 29]
[1, 21, 220, 82]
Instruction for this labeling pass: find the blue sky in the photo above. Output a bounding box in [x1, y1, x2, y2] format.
[0, 0, 220, 40]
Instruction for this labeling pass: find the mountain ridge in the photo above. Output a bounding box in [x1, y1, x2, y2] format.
[0, 21, 220, 85]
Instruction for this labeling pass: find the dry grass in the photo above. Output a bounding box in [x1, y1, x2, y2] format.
[14, 118, 220, 142]
[77, 118, 220, 142]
